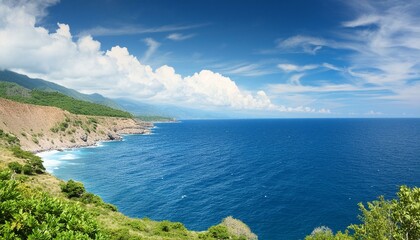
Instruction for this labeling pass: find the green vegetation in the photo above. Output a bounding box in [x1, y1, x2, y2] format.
[135, 115, 175, 122]
[305, 186, 420, 240]
[9, 146, 45, 174]
[7, 161, 22, 173]
[0, 129, 19, 146]
[0, 169, 105, 239]
[0, 82, 132, 118]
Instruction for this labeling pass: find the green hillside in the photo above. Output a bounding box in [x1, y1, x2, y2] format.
[0, 70, 122, 110]
[0, 82, 132, 118]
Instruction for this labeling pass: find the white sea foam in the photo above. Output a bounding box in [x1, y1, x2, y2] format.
[36, 150, 79, 173]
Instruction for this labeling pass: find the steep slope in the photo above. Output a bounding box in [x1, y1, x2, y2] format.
[0, 98, 150, 152]
[0, 70, 122, 110]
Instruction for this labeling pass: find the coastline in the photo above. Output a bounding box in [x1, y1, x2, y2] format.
[36, 122, 156, 174]
[38, 118, 154, 153]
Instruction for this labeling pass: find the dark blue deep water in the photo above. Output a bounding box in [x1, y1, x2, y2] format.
[39, 119, 420, 239]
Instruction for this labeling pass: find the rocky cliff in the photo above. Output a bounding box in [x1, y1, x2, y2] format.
[0, 98, 152, 152]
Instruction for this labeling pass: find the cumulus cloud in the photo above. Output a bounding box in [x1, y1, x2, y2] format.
[0, 1, 327, 114]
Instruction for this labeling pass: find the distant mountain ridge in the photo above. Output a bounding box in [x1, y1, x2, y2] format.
[0, 70, 122, 110]
[0, 70, 224, 119]
[115, 98, 229, 120]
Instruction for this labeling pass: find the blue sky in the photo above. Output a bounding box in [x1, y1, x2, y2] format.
[0, 0, 419, 117]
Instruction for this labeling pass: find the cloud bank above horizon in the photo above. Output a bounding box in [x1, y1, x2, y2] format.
[0, 0, 330, 114]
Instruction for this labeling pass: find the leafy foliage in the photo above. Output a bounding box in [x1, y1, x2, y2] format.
[61, 179, 86, 198]
[0, 169, 105, 239]
[9, 146, 45, 174]
[0, 82, 132, 118]
[61, 180, 118, 211]
[7, 162, 22, 173]
[306, 186, 420, 240]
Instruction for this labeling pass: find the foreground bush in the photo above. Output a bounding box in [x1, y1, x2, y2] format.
[306, 186, 420, 240]
[0, 169, 105, 239]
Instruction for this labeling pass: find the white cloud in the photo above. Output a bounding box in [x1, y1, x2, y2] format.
[78, 23, 208, 37]
[273, 0, 420, 107]
[277, 63, 318, 72]
[167, 33, 195, 41]
[221, 63, 274, 77]
[0, 1, 327, 114]
[277, 35, 327, 54]
[342, 15, 380, 27]
[366, 110, 383, 115]
[142, 38, 160, 62]
[268, 82, 364, 94]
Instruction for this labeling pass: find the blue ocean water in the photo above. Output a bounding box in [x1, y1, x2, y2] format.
[39, 119, 420, 239]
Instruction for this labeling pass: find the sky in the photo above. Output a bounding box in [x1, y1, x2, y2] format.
[0, 0, 419, 117]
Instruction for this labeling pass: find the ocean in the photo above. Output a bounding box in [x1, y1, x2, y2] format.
[38, 119, 420, 239]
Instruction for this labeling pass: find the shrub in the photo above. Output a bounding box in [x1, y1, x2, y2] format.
[206, 225, 230, 239]
[32, 136, 39, 144]
[7, 162, 22, 173]
[10, 146, 45, 174]
[160, 222, 170, 232]
[61, 179, 86, 198]
[22, 164, 34, 175]
[0, 177, 106, 239]
[79, 192, 102, 205]
[0, 169, 12, 180]
[0, 129, 20, 146]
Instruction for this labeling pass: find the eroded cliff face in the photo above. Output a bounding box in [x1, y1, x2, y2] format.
[0, 98, 152, 152]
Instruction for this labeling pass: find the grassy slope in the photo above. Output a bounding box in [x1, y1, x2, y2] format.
[0, 82, 132, 118]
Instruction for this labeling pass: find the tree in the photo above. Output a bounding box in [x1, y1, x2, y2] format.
[61, 179, 86, 198]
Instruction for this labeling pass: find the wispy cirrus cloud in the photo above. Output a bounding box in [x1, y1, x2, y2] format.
[277, 35, 327, 54]
[167, 33, 195, 41]
[277, 63, 318, 72]
[78, 23, 208, 37]
[269, 0, 420, 111]
[222, 63, 275, 77]
[142, 38, 160, 62]
[277, 63, 342, 73]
